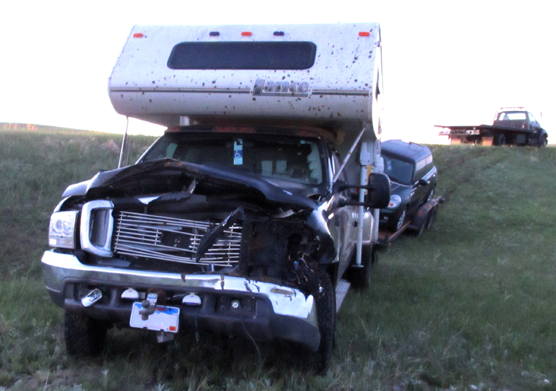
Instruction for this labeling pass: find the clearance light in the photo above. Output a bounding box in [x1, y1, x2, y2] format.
[133, 33, 144, 38]
[241, 31, 252, 36]
[359, 32, 371, 37]
[209, 31, 220, 36]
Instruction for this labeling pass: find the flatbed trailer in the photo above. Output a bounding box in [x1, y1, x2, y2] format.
[377, 196, 443, 247]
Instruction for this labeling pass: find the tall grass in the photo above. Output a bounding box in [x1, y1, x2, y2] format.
[1, 126, 555, 390]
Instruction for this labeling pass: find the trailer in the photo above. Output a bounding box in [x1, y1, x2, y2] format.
[377, 196, 443, 246]
[42, 23, 389, 372]
[437, 107, 548, 147]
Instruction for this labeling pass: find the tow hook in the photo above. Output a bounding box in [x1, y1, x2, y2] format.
[81, 288, 103, 307]
[139, 292, 158, 320]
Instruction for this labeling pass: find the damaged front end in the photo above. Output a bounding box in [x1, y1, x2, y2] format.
[42, 159, 336, 351]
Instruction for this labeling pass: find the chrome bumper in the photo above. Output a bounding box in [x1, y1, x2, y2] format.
[41, 251, 320, 350]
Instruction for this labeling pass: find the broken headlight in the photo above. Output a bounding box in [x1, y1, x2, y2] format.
[49, 211, 79, 249]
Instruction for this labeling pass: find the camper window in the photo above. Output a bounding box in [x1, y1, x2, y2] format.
[167, 41, 317, 70]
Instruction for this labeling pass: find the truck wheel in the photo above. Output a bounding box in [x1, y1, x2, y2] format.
[64, 311, 109, 356]
[311, 269, 335, 373]
[494, 134, 506, 146]
[348, 245, 375, 290]
[538, 135, 548, 147]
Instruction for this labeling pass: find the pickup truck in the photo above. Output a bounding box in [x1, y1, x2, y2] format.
[41, 23, 389, 372]
[437, 108, 548, 146]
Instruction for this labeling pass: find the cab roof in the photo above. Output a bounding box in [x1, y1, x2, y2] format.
[381, 140, 432, 163]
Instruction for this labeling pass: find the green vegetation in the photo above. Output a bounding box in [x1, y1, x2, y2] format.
[1, 126, 555, 390]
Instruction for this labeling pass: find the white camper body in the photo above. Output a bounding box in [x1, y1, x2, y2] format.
[109, 23, 383, 157]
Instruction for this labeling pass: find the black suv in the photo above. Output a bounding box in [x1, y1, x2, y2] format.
[379, 140, 437, 232]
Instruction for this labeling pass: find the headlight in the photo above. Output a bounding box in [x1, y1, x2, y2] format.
[387, 194, 402, 209]
[49, 211, 79, 249]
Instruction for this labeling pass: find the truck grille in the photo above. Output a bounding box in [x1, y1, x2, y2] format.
[113, 211, 242, 266]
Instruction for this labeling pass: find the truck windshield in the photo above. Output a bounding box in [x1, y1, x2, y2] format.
[382, 155, 413, 184]
[141, 133, 323, 185]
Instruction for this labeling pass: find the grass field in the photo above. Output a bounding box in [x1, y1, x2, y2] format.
[1, 125, 555, 390]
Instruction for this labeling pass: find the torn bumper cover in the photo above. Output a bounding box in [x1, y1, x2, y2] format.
[41, 251, 320, 351]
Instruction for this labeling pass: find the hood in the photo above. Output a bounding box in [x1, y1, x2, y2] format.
[62, 158, 317, 211]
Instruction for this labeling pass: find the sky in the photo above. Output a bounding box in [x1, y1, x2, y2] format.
[1, 0, 555, 143]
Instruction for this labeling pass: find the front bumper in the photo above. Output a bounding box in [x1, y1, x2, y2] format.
[41, 250, 320, 350]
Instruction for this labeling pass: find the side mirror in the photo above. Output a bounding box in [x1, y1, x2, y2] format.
[418, 178, 428, 186]
[334, 172, 391, 208]
[366, 172, 391, 209]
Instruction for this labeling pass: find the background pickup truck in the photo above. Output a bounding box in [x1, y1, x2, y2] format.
[437, 107, 548, 147]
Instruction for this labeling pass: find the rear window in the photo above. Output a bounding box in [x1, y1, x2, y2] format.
[497, 112, 527, 121]
[167, 41, 317, 70]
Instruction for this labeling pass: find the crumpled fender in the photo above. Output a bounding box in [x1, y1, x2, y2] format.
[307, 203, 338, 265]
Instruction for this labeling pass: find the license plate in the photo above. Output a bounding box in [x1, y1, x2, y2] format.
[129, 302, 180, 333]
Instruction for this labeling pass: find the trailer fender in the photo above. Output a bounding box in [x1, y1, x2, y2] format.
[407, 197, 443, 232]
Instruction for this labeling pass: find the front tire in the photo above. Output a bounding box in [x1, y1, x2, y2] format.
[311, 269, 335, 373]
[538, 134, 548, 147]
[64, 311, 109, 356]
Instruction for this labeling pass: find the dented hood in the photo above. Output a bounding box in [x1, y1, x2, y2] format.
[63, 158, 318, 211]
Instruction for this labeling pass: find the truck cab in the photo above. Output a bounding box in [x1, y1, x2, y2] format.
[494, 109, 541, 131]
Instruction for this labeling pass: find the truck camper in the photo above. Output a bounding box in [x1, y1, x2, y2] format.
[42, 23, 389, 371]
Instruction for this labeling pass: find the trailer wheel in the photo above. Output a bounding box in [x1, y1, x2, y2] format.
[348, 245, 375, 290]
[64, 311, 109, 356]
[425, 206, 437, 229]
[414, 206, 437, 236]
[311, 269, 335, 373]
[427, 187, 436, 202]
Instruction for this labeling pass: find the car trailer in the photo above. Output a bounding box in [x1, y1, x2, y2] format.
[377, 196, 444, 247]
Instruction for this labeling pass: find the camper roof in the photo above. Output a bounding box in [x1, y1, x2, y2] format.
[109, 23, 383, 138]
